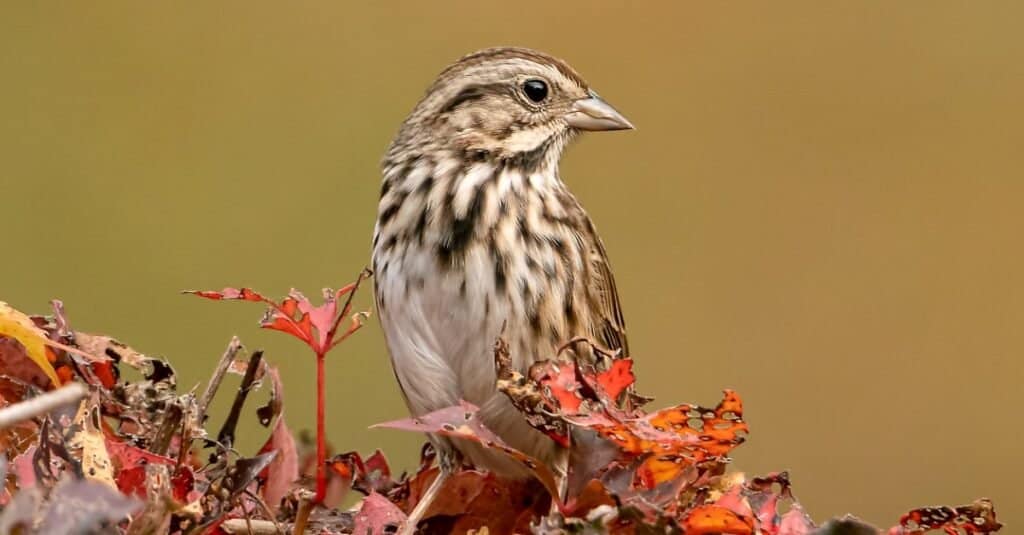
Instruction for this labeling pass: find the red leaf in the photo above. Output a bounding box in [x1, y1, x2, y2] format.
[186, 287, 268, 302]
[362, 450, 391, 481]
[594, 358, 635, 401]
[778, 505, 816, 535]
[352, 492, 407, 535]
[115, 466, 148, 498]
[536, 361, 584, 414]
[295, 289, 337, 351]
[170, 467, 196, 503]
[258, 416, 298, 512]
[256, 368, 298, 512]
[186, 275, 369, 357]
[330, 449, 402, 503]
[187, 274, 371, 504]
[712, 472, 809, 535]
[10, 445, 38, 489]
[105, 439, 177, 497]
[105, 439, 176, 468]
[87, 360, 118, 389]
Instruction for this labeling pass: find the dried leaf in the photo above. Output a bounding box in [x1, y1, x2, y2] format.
[257, 367, 298, 512]
[72, 332, 174, 385]
[891, 498, 1001, 535]
[0, 302, 59, 388]
[67, 401, 116, 490]
[373, 401, 562, 504]
[222, 451, 277, 503]
[409, 469, 546, 534]
[330, 449, 397, 497]
[352, 492, 406, 535]
[216, 350, 264, 449]
[495, 338, 572, 446]
[9, 446, 37, 491]
[126, 464, 174, 535]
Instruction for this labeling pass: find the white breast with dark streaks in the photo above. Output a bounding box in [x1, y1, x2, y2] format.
[371, 154, 586, 474]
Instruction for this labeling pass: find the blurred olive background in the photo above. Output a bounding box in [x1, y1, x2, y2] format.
[2, 1, 1021, 528]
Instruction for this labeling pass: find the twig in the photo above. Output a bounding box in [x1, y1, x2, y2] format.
[291, 489, 315, 535]
[220, 519, 283, 535]
[151, 403, 184, 456]
[216, 350, 264, 450]
[177, 397, 197, 468]
[243, 489, 286, 535]
[0, 382, 88, 429]
[556, 336, 621, 360]
[198, 336, 243, 421]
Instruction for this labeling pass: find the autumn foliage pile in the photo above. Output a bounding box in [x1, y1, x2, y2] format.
[0, 276, 1004, 534]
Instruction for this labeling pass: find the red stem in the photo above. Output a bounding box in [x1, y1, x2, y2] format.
[314, 351, 327, 503]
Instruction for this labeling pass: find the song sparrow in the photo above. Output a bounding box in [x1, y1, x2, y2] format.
[372, 47, 632, 529]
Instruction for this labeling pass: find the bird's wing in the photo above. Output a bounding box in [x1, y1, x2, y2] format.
[586, 233, 629, 358]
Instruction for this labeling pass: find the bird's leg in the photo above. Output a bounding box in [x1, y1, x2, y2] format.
[400, 449, 457, 535]
[549, 446, 570, 515]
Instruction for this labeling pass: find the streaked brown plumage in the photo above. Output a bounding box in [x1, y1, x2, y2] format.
[372, 47, 633, 531]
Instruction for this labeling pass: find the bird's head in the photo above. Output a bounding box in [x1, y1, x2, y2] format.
[389, 47, 633, 171]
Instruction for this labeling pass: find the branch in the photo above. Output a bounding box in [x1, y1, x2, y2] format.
[198, 336, 243, 421]
[0, 382, 88, 429]
[215, 350, 264, 450]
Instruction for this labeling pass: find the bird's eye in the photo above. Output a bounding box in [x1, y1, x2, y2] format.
[522, 79, 548, 103]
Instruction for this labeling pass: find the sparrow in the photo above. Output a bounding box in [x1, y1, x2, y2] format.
[372, 46, 633, 531]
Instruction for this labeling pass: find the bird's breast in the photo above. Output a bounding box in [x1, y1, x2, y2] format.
[372, 156, 596, 411]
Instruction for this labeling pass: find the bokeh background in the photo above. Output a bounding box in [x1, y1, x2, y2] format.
[2, 1, 1021, 528]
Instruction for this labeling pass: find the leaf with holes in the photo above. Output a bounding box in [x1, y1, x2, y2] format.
[891, 498, 1001, 535]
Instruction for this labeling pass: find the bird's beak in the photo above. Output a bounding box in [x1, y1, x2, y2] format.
[564, 94, 634, 131]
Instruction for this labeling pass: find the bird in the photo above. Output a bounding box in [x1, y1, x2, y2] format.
[371, 47, 633, 531]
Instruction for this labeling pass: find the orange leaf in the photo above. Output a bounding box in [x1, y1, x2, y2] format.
[683, 505, 755, 535]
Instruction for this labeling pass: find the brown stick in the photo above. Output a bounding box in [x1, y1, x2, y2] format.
[220, 519, 281, 535]
[291, 489, 315, 535]
[216, 350, 264, 450]
[198, 336, 243, 422]
[0, 383, 88, 429]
